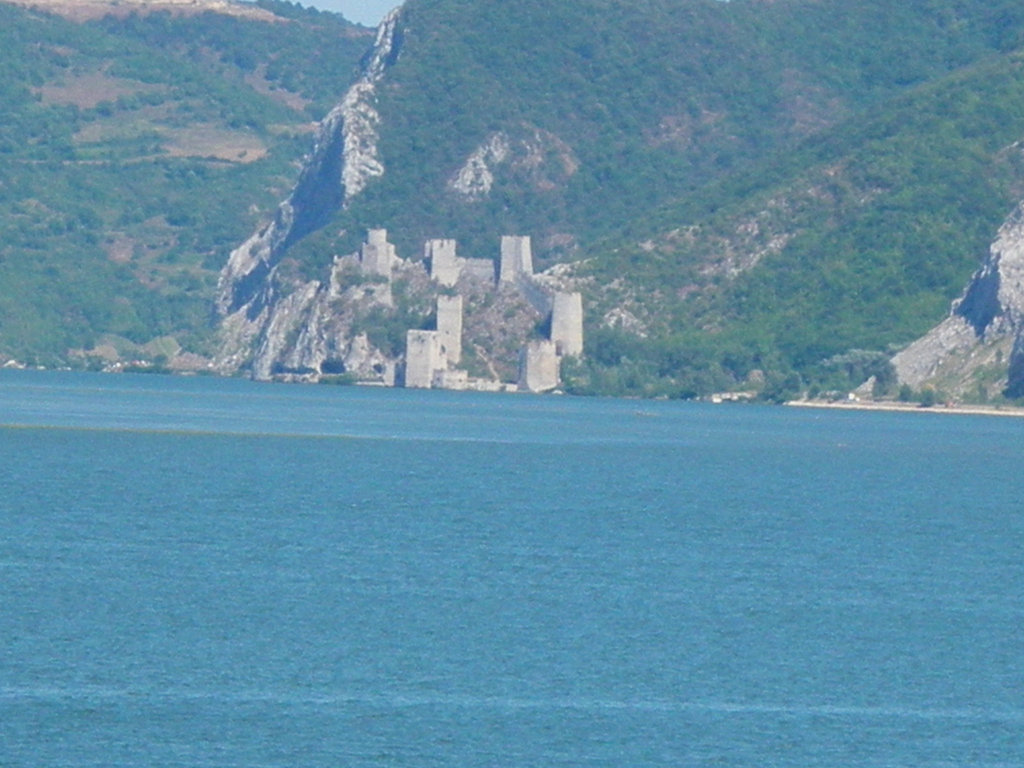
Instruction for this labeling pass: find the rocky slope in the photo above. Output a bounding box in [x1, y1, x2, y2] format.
[216, 9, 401, 320]
[213, 10, 419, 379]
[892, 200, 1024, 399]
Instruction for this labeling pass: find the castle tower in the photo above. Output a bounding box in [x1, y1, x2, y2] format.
[499, 235, 533, 284]
[404, 330, 445, 388]
[436, 294, 463, 365]
[550, 291, 584, 357]
[426, 239, 459, 287]
[518, 339, 559, 392]
[361, 228, 396, 279]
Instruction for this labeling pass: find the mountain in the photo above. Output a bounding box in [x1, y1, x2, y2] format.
[214, 0, 1024, 398]
[6, 0, 1024, 401]
[0, 0, 370, 366]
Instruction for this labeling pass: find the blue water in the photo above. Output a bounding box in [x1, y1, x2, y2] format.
[1, 370, 1022, 767]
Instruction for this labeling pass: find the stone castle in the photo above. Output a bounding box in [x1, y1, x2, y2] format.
[354, 229, 583, 392]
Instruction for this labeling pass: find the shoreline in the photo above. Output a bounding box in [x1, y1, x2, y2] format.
[785, 398, 1024, 419]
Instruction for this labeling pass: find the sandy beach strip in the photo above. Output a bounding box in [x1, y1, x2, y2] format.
[785, 399, 1024, 419]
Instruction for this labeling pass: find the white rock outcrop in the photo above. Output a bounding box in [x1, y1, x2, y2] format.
[447, 127, 577, 201]
[448, 133, 510, 200]
[338, 9, 402, 202]
[214, 10, 403, 372]
[892, 202, 1024, 394]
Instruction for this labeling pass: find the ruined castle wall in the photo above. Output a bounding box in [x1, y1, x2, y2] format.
[436, 294, 463, 364]
[519, 278, 554, 316]
[462, 258, 496, 284]
[405, 329, 444, 388]
[518, 339, 559, 392]
[551, 291, 584, 357]
[432, 368, 468, 390]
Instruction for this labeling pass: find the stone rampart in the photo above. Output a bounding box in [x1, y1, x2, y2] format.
[518, 277, 554, 316]
[463, 258, 497, 283]
[432, 368, 468, 390]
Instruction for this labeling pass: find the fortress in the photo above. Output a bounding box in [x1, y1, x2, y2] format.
[353, 229, 583, 392]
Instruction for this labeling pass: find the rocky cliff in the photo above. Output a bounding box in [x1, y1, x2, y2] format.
[892, 201, 1024, 398]
[214, 10, 403, 373]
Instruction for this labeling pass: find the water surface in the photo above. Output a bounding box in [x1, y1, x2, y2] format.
[2, 370, 1022, 766]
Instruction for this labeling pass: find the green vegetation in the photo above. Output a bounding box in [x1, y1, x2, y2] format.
[304, 0, 1024, 398]
[0, 1, 367, 364]
[95, 2, 370, 118]
[332, 0, 1024, 250]
[572, 48, 1024, 397]
[5, 0, 1024, 396]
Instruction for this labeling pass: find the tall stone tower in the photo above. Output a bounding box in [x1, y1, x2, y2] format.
[551, 291, 584, 357]
[499, 235, 533, 284]
[518, 340, 559, 392]
[426, 239, 459, 287]
[361, 228, 396, 278]
[404, 330, 445, 388]
[436, 295, 463, 364]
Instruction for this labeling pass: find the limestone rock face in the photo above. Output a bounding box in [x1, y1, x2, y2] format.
[216, 10, 400, 317]
[338, 10, 402, 202]
[216, 251, 409, 383]
[892, 202, 1024, 395]
[214, 11, 403, 373]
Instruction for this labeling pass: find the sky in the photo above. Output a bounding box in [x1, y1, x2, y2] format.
[303, 0, 399, 26]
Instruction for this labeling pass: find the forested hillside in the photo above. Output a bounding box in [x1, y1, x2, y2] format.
[0, 0, 368, 365]
[575, 46, 1024, 397]
[5, 0, 1024, 400]
[267, 0, 1024, 397]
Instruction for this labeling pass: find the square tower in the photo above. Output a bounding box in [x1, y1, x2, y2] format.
[499, 235, 533, 284]
[518, 339, 559, 392]
[436, 294, 463, 364]
[361, 228, 396, 279]
[551, 291, 584, 357]
[426, 239, 459, 287]
[404, 330, 445, 388]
